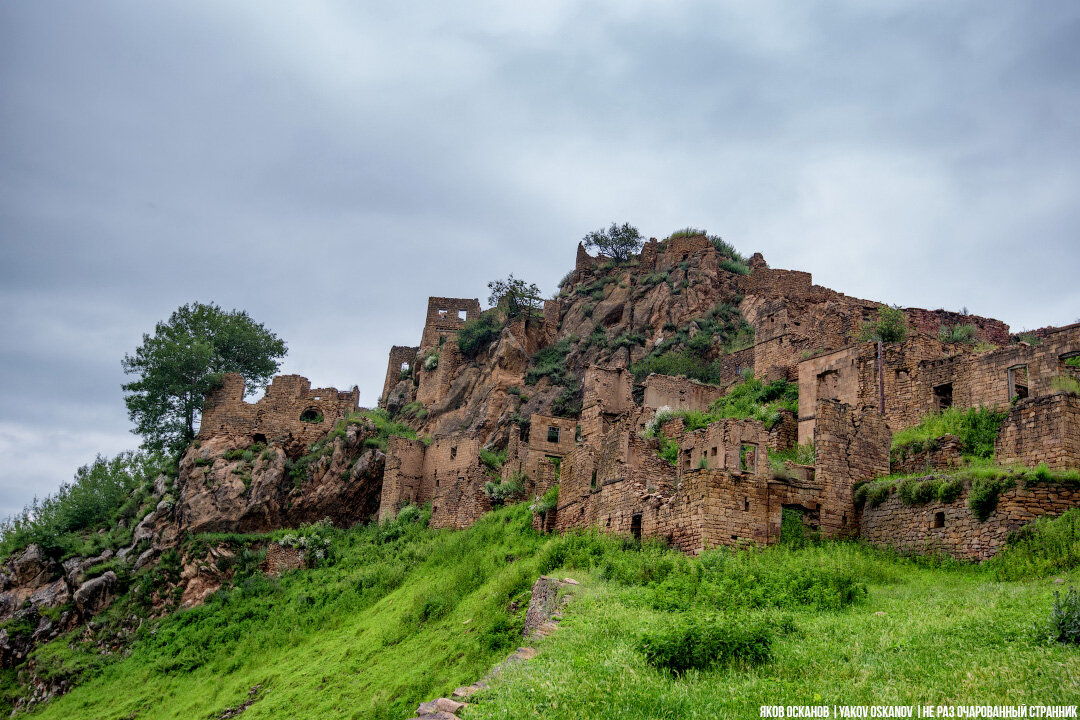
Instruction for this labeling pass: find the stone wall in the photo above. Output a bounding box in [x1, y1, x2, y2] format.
[420, 296, 482, 349]
[903, 308, 1010, 347]
[642, 374, 724, 412]
[580, 365, 633, 447]
[890, 435, 963, 476]
[860, 479, 1080, 560]
[995, 392, 1080, 470]
[381, 345, 419, 403]
[378, 436, 426, 521]
[199, 373, 359, 452]
[415, 338, 463, 407]
[813, 399, 891, 537]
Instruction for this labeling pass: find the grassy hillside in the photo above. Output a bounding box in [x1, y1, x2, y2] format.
[15, 506, 1080, 719]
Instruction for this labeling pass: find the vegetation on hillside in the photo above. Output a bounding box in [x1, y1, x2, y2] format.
[0, 452, 170, 562]
[857, 305, 909, 344]
[122, 302, 287, 454]
[13, 501, 1080, 718]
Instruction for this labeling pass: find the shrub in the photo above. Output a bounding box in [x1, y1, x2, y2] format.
[479, 448, 507, 474]
[552, 383, 582, 418]
[530, 485, 559, 516]
[610, 332, 646, 350]
[968, 475, 1016, 521]
[525, 337, 575, 386]
[938, 323, 978, 345]
[858, 305, 909, 343]
[891, 406, 1007, 460]
[667, 227, 707, 239]
[458, 314, 503, 357]
[422, 352, 439, 371]
[483, 473, 526, 506]
[709, 235, 744, 260]
[720, 258, 751, 275]
[988, 508, 1080, 580]
[1051, 374, 1080, 394]
[937, 477, 964, 503]
[854, 480, 892, 509]
[637, 614, 771, 674]
[0, 451, 162, 560]
[1045, 587, 1080, 644]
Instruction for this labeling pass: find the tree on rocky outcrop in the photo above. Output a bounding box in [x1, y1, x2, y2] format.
[122, 302, 287, 454]
[487, 275, 543, 320]
[582, 222, 643, 262]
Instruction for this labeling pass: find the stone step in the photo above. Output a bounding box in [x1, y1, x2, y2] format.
[416, 697, 466, 716]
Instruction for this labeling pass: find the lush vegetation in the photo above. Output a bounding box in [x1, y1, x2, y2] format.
[650, 376, 798, 436]
[525, 337, 576, 386]
[0, 452, 169, 561]
[457, 312, 504, 358]
[891, 406, 1009, 461]
[487, 275, 543, 320]
[121, 302, 287, 454]
[8, 499, 1080, 718]
[631, 303, 754, 385]
[938, 323, 978, 345]
[857, 305, 909, 344]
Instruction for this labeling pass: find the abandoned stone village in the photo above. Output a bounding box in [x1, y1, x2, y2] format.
[193, 234, 1080, 563]
[4, 234, 1079, 678]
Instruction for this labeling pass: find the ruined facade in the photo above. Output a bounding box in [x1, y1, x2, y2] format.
[199, 373, 359, 450]
[194, 240, 1078, 561]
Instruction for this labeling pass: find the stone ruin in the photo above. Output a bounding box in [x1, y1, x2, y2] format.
[197, 239, 1080, 559]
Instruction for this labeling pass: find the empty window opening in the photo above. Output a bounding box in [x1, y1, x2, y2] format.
[740, 444, 757, 473]
[711, 446, 718, 457]
[933, 382, 953, 410]
[590, 469, 598, 491]
[547, 426, 560, 443]
[606, 517, 611, 527]
[575, 424, 582, 442]
[743, 497, 750, 512]
[450, 446, 457, 460]
[400, 361, 410, 373]
[933, 511, 945, 529]
[435, 477, 440, 488]
[1061, 352, 1080, 382]
[438, 308, 448, 318]
[1008, 365, 1029, 400]
[842, 512, 848, 526]
[548, 456, 562, 480]
[253, 433, 267, 445]
[458, 476, 465, 485]
[299, 407, 322, 423]
[457, 309, 467, 321]
[631, 514, 642, 541]
[731, 535, 738, 541]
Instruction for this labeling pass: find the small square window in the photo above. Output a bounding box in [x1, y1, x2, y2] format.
[450, 446, 457, 460]
[547, 426, 560, 443]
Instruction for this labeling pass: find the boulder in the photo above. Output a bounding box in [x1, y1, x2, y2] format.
[73, 572, 117, 617]
[28, 580, 69, 611]
[12, 544, 53, 588]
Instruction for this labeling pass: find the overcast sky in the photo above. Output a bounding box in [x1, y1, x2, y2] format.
[2, 1, 1078, 520]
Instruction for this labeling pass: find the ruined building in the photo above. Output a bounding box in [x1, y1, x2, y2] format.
[192, 237, 1080, 560]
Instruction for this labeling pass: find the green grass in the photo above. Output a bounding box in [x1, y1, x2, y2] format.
[16, 505, 1080, 718]
[891, 406, 1008, 460]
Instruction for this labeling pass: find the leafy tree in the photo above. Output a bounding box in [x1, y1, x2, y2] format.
[582, 222, 643, 261]
[122, 302, 287, 454]
[487, 274, 543, 319]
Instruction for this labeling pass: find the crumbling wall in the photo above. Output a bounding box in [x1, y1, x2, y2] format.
[420, 297, 482, 349]
[797, 348, 862, 444]
[415, 338, 463, 407]
[860, 480, 1080, 561]
[381, 345, 419, 403]
[525, 414, 578, 485]
[890, 435, 963, 476]
[642, 374, 723, 413]
[903, 308, 1010, 347]
[814, 399, 890, 537]
[379, 436, 426, 521]
[995, 392, 1080, 470]
[199, 373, 359, 449]
[580, 365, 633, 446]
[676, 418, 771, 478]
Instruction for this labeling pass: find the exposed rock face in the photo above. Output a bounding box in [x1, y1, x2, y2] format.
[176, 421, 385, 534]
[73, 572, 118, 617]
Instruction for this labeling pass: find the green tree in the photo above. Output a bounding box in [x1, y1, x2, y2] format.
[487, 274, 543, 319]
[582, 222, 643, 261]
[122, 302, 287, 454]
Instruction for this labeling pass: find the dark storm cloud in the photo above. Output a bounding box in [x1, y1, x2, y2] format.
[2, 1, 1079, 518]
